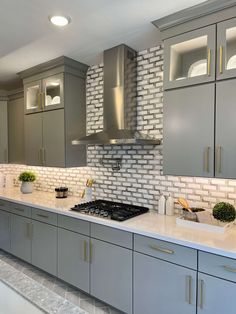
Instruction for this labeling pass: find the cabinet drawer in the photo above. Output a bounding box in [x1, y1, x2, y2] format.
[134, 234, 197, 269]
[0, 199, 10, 212]
[199, 251, 236, 282]
[91, 223, 132, 249]
[32, 208, 57, 226]
[10, 202, 31, 218]
[58, 215, 89, 236]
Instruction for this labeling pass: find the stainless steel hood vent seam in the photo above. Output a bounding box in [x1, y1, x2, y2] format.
[72, 44, 161, 145]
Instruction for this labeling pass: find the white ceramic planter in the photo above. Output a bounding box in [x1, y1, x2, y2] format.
[20, 182, 33, 194]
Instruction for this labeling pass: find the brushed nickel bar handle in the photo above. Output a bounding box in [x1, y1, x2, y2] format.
[83, 240, 88, 262]
[36, 213, 49, 219]
[43, 148, 46, 164]
[223, 265, 236, 273]
[149, 244, 174, 255]
[89, 240, 93, 263]
[185, 276, 192, 305]
[207, 48, 211, 76]
[204, 147, 210, 172]
[38, 149, 41, 163]
[14, 207, 24, 212]
[219, 45, 223, 74]
[4, 149, 7, 163]
[26, 223, 31, 239]
[30, 223, 33, 239]
[199, 279, 204, 309]
[37, 92, 41, 110]
[216, 146, 222, 174]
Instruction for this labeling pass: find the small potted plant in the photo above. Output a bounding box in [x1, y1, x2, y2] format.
[213, 202, 236, 225]
[18, 171, 36, 194]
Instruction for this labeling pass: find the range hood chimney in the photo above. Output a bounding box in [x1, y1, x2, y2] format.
[72, 44, 161, 145]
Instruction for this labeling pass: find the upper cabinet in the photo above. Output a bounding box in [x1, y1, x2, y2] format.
[217, 17, 236, 80]
[25, 73, 64, 114]
[19, 56, 88, 168]
[164, 25, 216, 90]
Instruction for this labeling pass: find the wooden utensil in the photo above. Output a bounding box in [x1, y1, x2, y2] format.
[177, 197, 192, 212]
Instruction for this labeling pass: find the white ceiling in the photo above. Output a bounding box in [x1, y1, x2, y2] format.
[0, 0, 206, 87]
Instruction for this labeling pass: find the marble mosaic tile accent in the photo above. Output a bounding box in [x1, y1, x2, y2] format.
[1, 45, 236, 211]
[0, 250, 122, 314]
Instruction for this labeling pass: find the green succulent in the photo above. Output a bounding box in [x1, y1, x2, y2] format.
[18, 171, 36, 182]
[213, 202, 236, 223]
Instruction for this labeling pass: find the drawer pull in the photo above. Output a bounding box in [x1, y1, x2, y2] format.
[83, 240, 88, 262]
[14, 207, 24, 212]
[207, 48, 211, 76]
[185, 275, 192, 305]
[36, 213, 49, 219]
[199, 279, 204, 309]
[223, 265, 236, 273]
[149, 244, 174, 255]
[89, 240, 93, 263]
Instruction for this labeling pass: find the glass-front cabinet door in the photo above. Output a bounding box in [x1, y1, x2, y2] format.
[164, 25, 216, 90]
[24, 80, 41, 114]
[217, 17, 236, 80]
[42, 73, 64, 111]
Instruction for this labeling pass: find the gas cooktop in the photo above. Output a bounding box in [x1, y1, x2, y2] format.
[71, 200, 149, 221]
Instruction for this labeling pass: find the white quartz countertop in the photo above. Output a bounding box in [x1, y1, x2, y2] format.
[1, 188, 236, 259]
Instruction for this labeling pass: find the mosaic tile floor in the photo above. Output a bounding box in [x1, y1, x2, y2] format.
[0, 250, 122, 314]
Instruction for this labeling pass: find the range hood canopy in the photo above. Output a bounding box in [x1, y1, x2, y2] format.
[73, 44, 161, 145]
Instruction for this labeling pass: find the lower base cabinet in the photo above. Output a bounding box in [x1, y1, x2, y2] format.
[0, 210, 10, 252]
[31, 220, 57, 276]
[11, 214, 31, 263]
[90, 238, 132, 314]
[58, 228, 90, 293]
[197, 273, 236, 314]
[134, 252, 197, 314]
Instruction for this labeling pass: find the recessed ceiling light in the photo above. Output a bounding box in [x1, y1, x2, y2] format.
[49, 15, 71, 27]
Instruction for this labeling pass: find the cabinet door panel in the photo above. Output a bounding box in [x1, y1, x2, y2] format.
[0, 210, 10, 252]
[31, 220, 57, 276]
[0, 101, 8, 163]
[24, 113, 43, 166]
[42, 73, 64, 111]
[90, 239, 132, 314]
[11, 214, 31, 263]
[58, 228, 89, 293]
[163, 84, 214, 177]
[216, 79, 236, 178]
[164, 25, 216, 90]
[43, 109, 65, 167]
[198, 273, 236, 314]
[217, 17, 236, 80]
[24, 80, 42, 114]
[134, 252, 196, 314]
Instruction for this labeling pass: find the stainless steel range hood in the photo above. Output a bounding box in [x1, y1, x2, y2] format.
[72, 44, 161, 145]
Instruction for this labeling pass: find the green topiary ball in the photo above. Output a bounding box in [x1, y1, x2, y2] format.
[213, 202, 236, 223]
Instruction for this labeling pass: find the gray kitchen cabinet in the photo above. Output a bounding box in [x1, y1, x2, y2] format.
[7, 93, 25, 164]
[215, 79, 236, 178]
[25, 113, 43, 166]
[58, 228, 90, 293]
[11, 214, 31, 263]
[197, 273, 236, 314]
[0, 100, 8, 163]
[0, 209, 11, 252]
[217, 17, 236, 80]
[163, 84, 215, 177]
[164, 25, 216, 90]
[134, 251, 197, 314]
[31, 220, 57, 276]
[90, 238, 132, 314]
[42, 109, 65, 167]
[20, 56, 88, 167]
